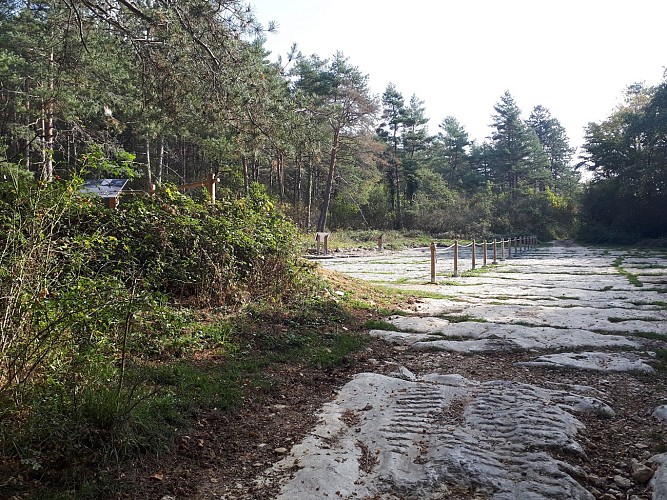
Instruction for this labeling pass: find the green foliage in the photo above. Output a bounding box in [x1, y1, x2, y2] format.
[0, 165, 306, 494]
[579, 80, 667, 243]
[79, 145, 138, 179]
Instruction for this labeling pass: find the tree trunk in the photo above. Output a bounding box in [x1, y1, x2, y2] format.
[242, 155, 249, 195]
[277, 151, 285, 202]
[145, 137, 152, 190]
[41, 46, 55, 182]
[24, 80, 31, 172]
[306, 156, 313, 231]
[157, 136, 164, 185]
[293, 153, 301, 208]
[393, 158, 402, 229]
[317, 128, 339, 232]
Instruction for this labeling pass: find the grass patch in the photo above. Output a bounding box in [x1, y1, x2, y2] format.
[376, 286, 451, 300]
[437, 313, 487, 323]
[364, 319, 400, 331]
[592, 328, 667, 340]
[300, 229, 438, 253]
[652, 349, 667, 372]
[629, 300, 667, 309]
[608, 316, 664, 323]
[612, 256, 644, 287]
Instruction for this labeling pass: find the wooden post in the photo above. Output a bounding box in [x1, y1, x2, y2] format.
[492, 239, 498, 265]
[501, 238, 505, 261]
[377, 234, 384, 252]
[471, 239, 476, 270]
[316, 232, 329, 256]
[430, 242, 437, 284]
[483, 240, 487, 267]
[453, 240, 459, 277]
[514, 237, 518, 256]
[205, 172, 219, 204]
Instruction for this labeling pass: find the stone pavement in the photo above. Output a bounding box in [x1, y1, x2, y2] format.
[261, 243, 667, 499]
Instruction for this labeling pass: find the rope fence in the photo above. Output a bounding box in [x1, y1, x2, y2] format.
[429, 236, 537, 284]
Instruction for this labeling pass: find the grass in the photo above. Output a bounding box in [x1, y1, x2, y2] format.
[612, 256, 644, 287]
[629, 300, 667, 309]
[436, 313, 487, 323]
[375, 285, 452, 300]
[592, 328, 667, 341]
[652, 349, 667, 372]
[607, 316, 664, 323]
[300, 229, 438, 253]
[364, 319, 400, 331]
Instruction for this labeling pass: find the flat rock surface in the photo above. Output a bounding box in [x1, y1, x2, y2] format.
[517, 351, 655, 373]
[265, 372, 606, 499]
[266, 242, 667, 499]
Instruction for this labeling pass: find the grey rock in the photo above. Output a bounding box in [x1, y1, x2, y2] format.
[653, 405, 667, 423]
[650, 453, 667, 499]
[264, 372, 600, 499]
[613, 474, 632, 489]
[630, 458, 654, 483]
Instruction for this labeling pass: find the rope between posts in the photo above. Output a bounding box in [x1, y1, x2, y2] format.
[429, 235, 537, 284]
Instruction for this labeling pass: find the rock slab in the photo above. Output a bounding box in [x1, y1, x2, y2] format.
[263, 372, 612, 499]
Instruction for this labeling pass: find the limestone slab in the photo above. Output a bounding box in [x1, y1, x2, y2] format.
[518, 351, 655, 373]
[263, 372, 608, 499]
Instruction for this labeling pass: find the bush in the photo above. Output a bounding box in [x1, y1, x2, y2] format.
[0, 170, 302, 487]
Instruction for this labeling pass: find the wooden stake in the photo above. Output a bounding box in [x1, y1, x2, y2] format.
[430, 242, 436, 284]
[453, 240, 459, 277]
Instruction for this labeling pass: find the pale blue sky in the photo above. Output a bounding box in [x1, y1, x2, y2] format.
[250, 0, 666, 154]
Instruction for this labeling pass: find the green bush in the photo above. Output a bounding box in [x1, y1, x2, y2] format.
[0, 168, 302, 488]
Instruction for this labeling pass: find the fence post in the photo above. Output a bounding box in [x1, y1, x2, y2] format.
[492, 239, 497, 265]
[514, 237, 518, 257]
[430, 242, 437, 284]
[453, 240, 459, 277]
[471, 239, 476, 270]
[483, 240, 488, 267]
[501, 238, 505, 261]
[315, 232, 330, 256]
[206, 172, 219, 204]
[377, 234, 384, 252]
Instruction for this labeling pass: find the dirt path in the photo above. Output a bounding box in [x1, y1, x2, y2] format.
[120, 243, 667, 499]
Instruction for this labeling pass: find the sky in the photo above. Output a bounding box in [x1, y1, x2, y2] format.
[249, 0, 666, 154]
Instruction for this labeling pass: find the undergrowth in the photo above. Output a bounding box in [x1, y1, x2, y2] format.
[0, 167, 384, 498]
